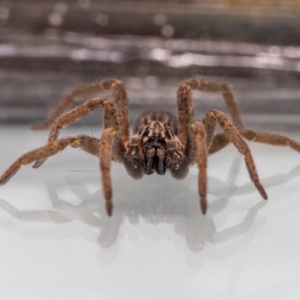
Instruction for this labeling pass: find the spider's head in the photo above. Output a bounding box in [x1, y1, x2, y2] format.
[124, 121, 189, 180]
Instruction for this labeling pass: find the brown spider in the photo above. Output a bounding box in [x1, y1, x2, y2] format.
[1, 78, 300, 216]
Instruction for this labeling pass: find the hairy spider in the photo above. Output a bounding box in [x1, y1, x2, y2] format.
[1, 78, 300, 215]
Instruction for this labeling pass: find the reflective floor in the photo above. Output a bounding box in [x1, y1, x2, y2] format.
[0, 126, 300, 299]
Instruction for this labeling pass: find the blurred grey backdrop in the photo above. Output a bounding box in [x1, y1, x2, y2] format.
[1, 0, 300, 130]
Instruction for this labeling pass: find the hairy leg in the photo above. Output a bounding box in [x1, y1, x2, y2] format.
[45, 97, 127, 163]
[240, 129, 300, 152]
[47, 98, 118, 143]
[70, 134, 126, 164]
[189, 122, 208, 214]
[0, 131, 119, 216]
[33, 98, 119, 168]
[206, 128, 300, 156]
[187, 111, 229, 157]
[71, 135, 100, 157]
[32, 78, 130, 142]
[99, 128, 114, 216]
[69, 131, 126, 215]
[177, 78, 243, 145]
[0, 136, 79, 185]
[204, 109, 267, 200]
[208, 133, 230, 155]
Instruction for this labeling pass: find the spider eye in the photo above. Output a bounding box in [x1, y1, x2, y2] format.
[168, 151, 189, 179]
[124, 147, 144, 179]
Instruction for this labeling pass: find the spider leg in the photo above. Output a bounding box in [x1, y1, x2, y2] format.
[32, 78, 130, 142]
[189, 122, 208, 214]
[177, 78, 243, 145]
[69, 133, 126, 163]
[48, 98, 117, 143]
[70, 135, 100, 156]
[99, 128, 114, 216]
[204, 109, 267, 200]
[33, 97, 124, 168]
[208, 133, 230, 155]
[208, 129, 300, 156]
[70, 130, 125, 215]
[0, 136, 79, 185]
[0, 132, 120, 216]
[240, 129, 300, 152]
[185, 115, 229, 160]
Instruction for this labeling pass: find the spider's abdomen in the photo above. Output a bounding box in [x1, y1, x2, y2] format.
[134, 110, 178, 135]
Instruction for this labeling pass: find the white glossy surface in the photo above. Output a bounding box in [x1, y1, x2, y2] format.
[0, 126, 300, 299]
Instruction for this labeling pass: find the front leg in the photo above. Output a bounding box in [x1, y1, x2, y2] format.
[0, 131, 124, 216]
[189, 122, 208, 214]
[99, 128, 114, 216]
[32, 78, 130, 141]
[177, 78, 244, 145]
[240, 129, 300, 153]
[73, 130, 126, 215]
[205, 110, 267, 200]
[33, 97, 118, 168]
[0, 136, 79, 185]
[48, 98, 118, 143]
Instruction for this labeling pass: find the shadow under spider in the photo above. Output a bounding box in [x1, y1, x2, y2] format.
[0, 156, 299, 254]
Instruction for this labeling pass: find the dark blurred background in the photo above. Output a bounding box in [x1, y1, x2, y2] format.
[1, 0, 300, 130]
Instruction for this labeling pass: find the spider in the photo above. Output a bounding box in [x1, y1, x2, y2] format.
[1, 78, 299, 216]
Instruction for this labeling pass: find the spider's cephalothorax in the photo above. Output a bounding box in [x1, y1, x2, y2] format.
[124, 111, 189, 180]
[1, 77, 300, 216]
